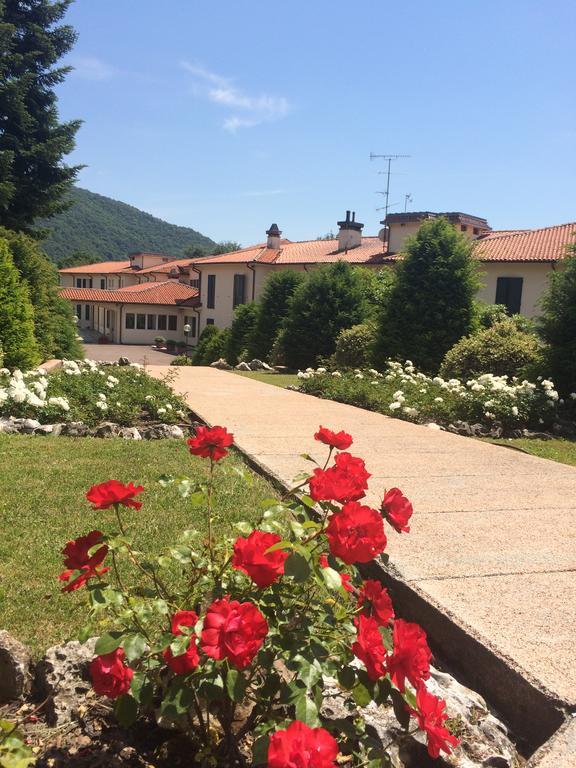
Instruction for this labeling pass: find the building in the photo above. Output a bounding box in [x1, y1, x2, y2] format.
[59, 213, 576, 346]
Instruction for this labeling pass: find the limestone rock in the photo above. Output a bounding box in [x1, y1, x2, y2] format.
[0, 418, 18, 434]
[118, 426, 142, 440]
[93, 421, 120, 438]
[117, 357, 131, 366]
[249, 359, 274, 371]
[33, 424, 54, 435]
[235, 362, 252, 371]
[144, 423, 184, 440]
[60, 421, 89, 437]
[210, 358, 232, 370]
[0, 630, 32, 703]
[36, 638, 97, 726]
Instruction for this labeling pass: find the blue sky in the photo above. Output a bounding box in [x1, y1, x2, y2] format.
[58, 0, 576, 246]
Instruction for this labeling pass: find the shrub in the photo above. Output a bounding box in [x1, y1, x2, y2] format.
[0, 239, 40, 370]
[439, 320, 543, 380]
[282, 262, 366, 369]
[154, 336, 166, 346]
[192, 325, 228, 365]
[59, 428, 461, 766]
[224, 302, 259, 365]
[170, 354, 193, 366]
[333, 323, 377, 368]
[375, 217, 479, 372]
[473, 301, 535, 334]
[247, 270, 304, 361]
[538, 245, 576, 394]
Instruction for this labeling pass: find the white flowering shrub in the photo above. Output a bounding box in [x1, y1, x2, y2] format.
[296, 361, 559, 431]
[0, 360, 188, 426]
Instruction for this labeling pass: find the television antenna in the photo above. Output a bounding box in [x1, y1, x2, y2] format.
[404, 193, 413, 212]
[369, 153, 411, 221]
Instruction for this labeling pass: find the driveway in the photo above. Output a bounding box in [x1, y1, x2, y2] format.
[82, 343, 178, 366]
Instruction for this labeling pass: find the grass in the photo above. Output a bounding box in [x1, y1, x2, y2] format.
[0, 434, 276, 654]
[487, 437, 576, 467]
[232, 371, 298, 388]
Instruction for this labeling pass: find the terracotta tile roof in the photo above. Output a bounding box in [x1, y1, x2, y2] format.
[474, 222, 576, 262]
[60, 281, 199, 306]
[193, 237, 386, 266]
[58, 260, 132, 274]
[134, 259, 193, 274]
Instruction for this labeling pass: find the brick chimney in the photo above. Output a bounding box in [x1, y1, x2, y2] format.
[266, 223, 282, 249]
[337, 211, 364, 251]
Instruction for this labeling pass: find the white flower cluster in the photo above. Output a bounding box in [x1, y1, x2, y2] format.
[0, 368, 70, 412]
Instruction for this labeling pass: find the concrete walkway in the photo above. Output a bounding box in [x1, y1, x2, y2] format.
[83, 343, 176, 366]
[150, 366, 576, 755]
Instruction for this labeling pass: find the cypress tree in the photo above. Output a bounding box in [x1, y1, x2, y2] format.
[374, 217, 480, 372]
[247, 270, 304, 361]
[0, 0, 81, 232]
[0, 238, 40, 369]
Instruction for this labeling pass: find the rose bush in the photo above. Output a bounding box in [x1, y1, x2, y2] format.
[59, 424, 460, 766]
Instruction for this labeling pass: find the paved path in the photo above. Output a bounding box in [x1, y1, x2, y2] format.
[83, 343, 176, 366]
[150, 366, 576, 750]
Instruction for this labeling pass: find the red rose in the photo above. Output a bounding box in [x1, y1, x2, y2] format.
[319, 554, 354, 593]
[268, 720, 339, 768]
[314, 426, 353, 451]
[163, 641, 200, 675]
[381, 488, 413, 533]
[408, 685, 459, 759]
[325, 502, 387, 564]
[171, 610, 198, 635]
[89, 648, 133, 699]
[232, 530, 289, 588]
[388, 619, 432, 692]
[59, 530, 109, 593]
[86, 480, 144, 510]
[200, 596, 268, 669]
[187, 425, 233, 462]
[308, 453, 370, 504]
[352, 615, 387, 681]
[357, 580, 395, 626]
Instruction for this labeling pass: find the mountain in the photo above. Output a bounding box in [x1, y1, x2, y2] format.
[40, 187, 216, 262]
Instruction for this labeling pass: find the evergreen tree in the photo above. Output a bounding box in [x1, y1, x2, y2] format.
[57, 250, 104, 268]
[248, 270, 304, 361]
[538, 244, 576, 394]
[0, 0, 81, 232]
[0, 239, 40, 369]
[224, 302, 258, 365]
[374, 217, 480, 372]
[281, 262, 366, 369]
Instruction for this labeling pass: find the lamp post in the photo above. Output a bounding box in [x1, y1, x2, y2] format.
[183, 323, 191, 359]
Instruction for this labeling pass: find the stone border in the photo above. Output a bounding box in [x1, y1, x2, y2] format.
[191, 417, 573, 762]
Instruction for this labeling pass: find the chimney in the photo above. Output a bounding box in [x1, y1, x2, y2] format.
[337, 210, 364, 251]
[266, 223, 282, 249]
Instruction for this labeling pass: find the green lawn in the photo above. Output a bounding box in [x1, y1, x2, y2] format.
[486, 437, 576, 467]
[0, 435, 275, 654]
[233, 371, 298, 388]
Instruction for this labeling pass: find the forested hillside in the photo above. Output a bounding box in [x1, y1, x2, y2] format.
[40, 187, 216, 261]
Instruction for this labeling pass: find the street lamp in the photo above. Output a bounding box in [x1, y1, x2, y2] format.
[183, 323, 191, 359]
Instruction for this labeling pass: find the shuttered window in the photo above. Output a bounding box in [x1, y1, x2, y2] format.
[233, 274, 246, 308]
[207, 275, 216, 309]
[495, 277, 523, 315]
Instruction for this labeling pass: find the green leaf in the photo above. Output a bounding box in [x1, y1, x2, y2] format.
[289, 520, 306, 538]
[352, 681, 372, 707]
[300, 453, 318, 464]
[122, 633, 147, 662]
[114, 694, 138, 727]
[187, 489, 207, 506]
[161, 679, 194, 718]
[234, 521, 254, 536]
[284, 552, 311, 582]
[337, 666, 356, 690]
[291, 655, 322, 689]
[169, 545, 192, 564]
[130, 672, 154, 706]
[225, 668, 247, 702]
[94, 631, 124, 655]
[391, 689, 411, 730]
[279, 680, 307, 705]
[295, 694, 320, 727]
[252, 734, 270, 765]
[158, 474, 174, 487]
[321, 566, 343, 591]
[265, 539, 293, 554]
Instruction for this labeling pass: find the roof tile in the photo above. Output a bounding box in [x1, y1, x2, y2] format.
[60, 281, 198, 306]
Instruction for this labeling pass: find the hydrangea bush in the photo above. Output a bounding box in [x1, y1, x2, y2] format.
[297, 361, 562, 431]
[59, 426, 460, 767]
[0, 360, 188, 426]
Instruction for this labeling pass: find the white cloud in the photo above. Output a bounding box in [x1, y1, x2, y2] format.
[181, 61, 291, 132]
[71, 56, 114, 81]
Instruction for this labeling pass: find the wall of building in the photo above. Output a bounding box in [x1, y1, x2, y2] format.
[387, 219, 487, 254]
[477, 262, 554, 318]
[75, 302, 197, 345]
[60, 272, 140, 289]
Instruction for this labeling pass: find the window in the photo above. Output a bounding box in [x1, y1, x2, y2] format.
[147, 314, 157, 330]
[100, 278, 106, 289]
[76, 278, 82, 288]
[168, 315, 177, 331]
[233, 274, 246, 308]
[184, 316, 197, 337]
[157, 314, 167, 331]
[206, 318, 215, 325]
[207, 274, 216, 309]
[89, 279, 93, 288]
[125, 313, 135, 329]
[190, 278, 199, 288]
[106, 310, 111, 327]
[136, 314, 146, 329]
[461, 225, 468, 232]
[76, 304, 81, 318]
[85, 305, 90, 320]
[495, 277, 523, 315]
[473, 227, 480, 236]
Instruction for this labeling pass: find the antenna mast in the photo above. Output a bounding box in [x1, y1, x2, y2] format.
[369, 153, 411, 221]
